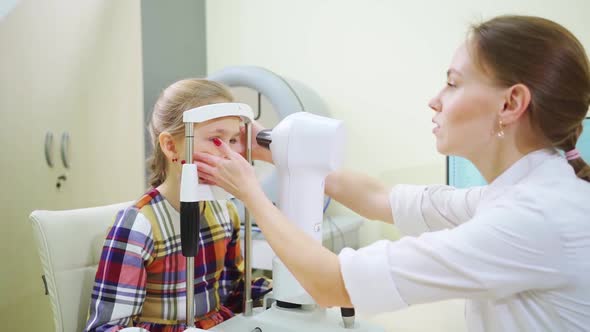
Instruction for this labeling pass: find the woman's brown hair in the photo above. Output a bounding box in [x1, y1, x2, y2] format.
[469, 15, 590, 181]
[147, 79, 234, 187]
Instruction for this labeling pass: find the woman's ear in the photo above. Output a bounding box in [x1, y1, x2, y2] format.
[500, 83, 531, 124]
[158, 132, 179, 160]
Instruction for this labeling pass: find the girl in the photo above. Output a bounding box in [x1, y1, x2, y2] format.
[85, 79, 270, 332]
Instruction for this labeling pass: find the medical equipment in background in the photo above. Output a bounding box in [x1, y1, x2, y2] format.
[209, 66, 363, 263]
[212, 112, 381, 332]
[209, 66, 301, 215]
[208, 66, 326, 210]
[256, 112, 359, 327]
[175, 66, 383, 331]
[258, 112, 345, 306]
[179, 104, 383, 332]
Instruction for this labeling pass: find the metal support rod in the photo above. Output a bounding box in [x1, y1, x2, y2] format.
[186, 257, 195, 327]
[185, 123, 196, 328]
[242, 122, 254, 316]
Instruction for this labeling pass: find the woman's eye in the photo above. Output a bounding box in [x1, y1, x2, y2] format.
[446, 82, 456, 88]
[229, 138, 238, 144]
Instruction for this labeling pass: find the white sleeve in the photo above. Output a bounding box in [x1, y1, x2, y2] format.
[339, 203, 566, 315]
[339, 240, 408, 314]
[391, 184, 485, 236]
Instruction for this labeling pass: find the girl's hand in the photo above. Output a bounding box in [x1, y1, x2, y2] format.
[195, 138, 264, 203]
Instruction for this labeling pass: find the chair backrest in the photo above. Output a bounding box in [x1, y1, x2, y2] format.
[447, 117, 590, 188]
[30, 201, 132, 332]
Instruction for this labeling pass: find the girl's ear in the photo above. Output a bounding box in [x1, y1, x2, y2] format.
[158, 132, 178, 160]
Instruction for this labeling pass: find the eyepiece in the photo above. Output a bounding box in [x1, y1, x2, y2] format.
[256, 129, 272, 149]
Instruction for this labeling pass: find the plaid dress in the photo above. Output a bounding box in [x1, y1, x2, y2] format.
[84, 188, 270, 332]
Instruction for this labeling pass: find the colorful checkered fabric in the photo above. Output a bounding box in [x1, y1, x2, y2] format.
[84, 188, 270, 332]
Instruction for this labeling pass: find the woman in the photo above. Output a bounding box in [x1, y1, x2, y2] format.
[85, 79, 270, 332]
[196, 16, 590, 331]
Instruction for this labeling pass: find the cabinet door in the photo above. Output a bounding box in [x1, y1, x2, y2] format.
[0, 0, 144, 329]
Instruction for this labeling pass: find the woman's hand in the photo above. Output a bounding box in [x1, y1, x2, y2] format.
[194, 138, 265, 204]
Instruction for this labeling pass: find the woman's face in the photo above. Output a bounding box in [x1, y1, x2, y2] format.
[193, 116, 242, 155]
[429, 42, 506, 158]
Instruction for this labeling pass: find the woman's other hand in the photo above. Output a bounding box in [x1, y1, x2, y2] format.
[235, 120, 273, 163]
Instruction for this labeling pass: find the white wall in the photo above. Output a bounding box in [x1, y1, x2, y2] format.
[206, 1, 590, 331]
[0, 0, 144, 329]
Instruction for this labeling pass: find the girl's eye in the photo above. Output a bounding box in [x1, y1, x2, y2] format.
[446, 82, 456, 88]
[229, 138, 238, 144]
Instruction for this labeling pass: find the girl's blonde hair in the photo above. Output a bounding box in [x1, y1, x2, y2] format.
[147, 79, 234, 187]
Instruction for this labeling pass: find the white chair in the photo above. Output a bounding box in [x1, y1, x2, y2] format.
[30, 201, 132, 332]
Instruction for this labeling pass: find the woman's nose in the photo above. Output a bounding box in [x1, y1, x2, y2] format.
[428, 95, 442, 112]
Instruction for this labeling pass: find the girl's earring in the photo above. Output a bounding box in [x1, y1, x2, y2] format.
[497, 120, 505, 138]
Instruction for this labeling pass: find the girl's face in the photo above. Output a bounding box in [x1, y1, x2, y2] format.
[193, 116, 242, 156]
[428, 42, 506, 159]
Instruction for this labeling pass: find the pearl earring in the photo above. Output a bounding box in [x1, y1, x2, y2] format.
[497, 120, 505, 138]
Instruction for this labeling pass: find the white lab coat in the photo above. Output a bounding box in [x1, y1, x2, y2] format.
[339, 149, 590, 331]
